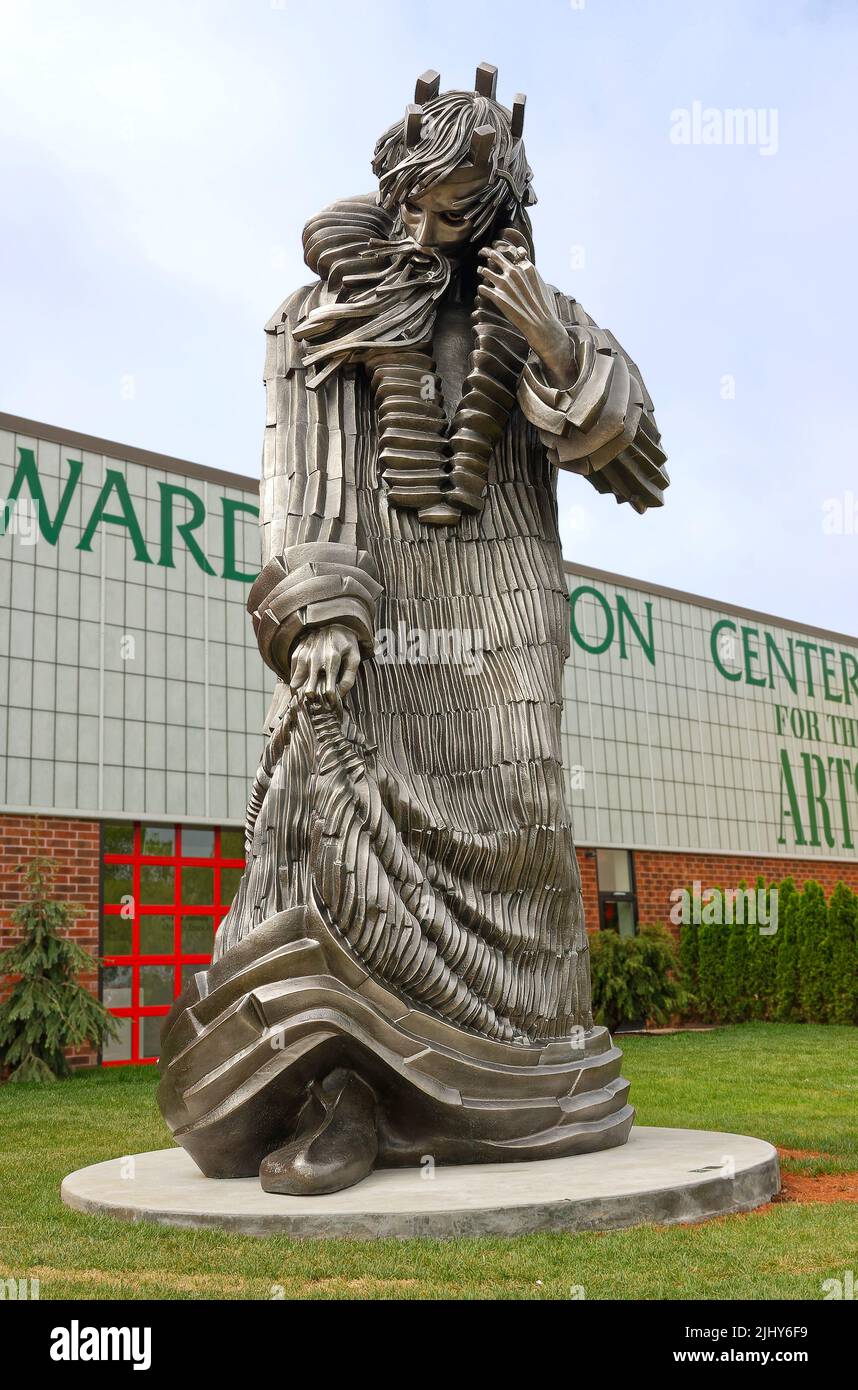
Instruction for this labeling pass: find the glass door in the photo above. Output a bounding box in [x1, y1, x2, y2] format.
[595, 849, 638, 938]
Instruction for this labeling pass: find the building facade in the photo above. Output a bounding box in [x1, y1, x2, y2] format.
[2, 412, 857, 1066]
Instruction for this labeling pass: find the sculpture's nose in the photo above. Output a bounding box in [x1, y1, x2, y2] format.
[413, 211, 438, 247]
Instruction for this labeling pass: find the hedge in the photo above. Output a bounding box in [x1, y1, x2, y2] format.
[678, 877, 858, 1025]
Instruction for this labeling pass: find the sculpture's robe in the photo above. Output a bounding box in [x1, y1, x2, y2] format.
[158, 248, 668, 1177]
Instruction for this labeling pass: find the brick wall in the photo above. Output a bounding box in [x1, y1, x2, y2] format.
[633, 848, 858, 933]
[0, 814, 101, 1070]
[577, 847, 600, 933]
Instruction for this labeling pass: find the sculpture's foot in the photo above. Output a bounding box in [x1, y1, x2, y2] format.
[259, 1068, 378, 1196]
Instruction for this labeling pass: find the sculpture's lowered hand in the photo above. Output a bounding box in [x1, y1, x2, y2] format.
[282, 623, 361, 739]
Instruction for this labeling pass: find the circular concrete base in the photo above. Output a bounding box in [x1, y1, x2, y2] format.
[61, 1128, 779, 1239]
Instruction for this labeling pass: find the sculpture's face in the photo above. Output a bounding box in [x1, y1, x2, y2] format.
[399, 167, 489, 252]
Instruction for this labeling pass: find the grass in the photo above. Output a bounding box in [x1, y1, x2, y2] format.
[0, 1023, 856, 1300]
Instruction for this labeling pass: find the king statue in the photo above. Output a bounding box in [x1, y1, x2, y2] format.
[158, 64, 669, 1195]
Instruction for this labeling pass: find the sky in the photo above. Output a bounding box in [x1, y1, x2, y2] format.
[1, 0, 856, 633]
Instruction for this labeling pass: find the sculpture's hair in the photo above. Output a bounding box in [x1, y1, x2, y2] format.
[372, 90, 536, 247]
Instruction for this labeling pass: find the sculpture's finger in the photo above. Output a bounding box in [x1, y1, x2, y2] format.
[289, 650, 309, 694]
[305, 647, 325, 696]
[322, 648, 342, 706]
[479, 263, 534, 313]
[283, 692, 302, 745]
[477, 284, 513, 318]
[337, 644, 360, 696]
[479, 244, 517, 270]
[478, 282, 528, 325]
[477, 264, 506, 290]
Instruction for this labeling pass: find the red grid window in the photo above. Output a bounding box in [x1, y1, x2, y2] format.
[100, 822, 245, 1066]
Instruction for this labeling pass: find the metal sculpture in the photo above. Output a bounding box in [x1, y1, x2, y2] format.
[159, 66, 668, 1195]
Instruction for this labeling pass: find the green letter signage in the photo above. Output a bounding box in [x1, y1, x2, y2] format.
[2, 447, 82, 544]
[77, 469, 152, 563]
[158, 483, 215, 575]
[221, 497, 259, 582]
[569, 585, 614, 655]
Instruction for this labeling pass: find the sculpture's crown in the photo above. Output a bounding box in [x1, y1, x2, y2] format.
[372, 63, 536, 236]
[404, 63, 527, 167]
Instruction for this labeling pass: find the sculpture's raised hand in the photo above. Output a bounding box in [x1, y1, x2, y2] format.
[477, 241, 576, 389]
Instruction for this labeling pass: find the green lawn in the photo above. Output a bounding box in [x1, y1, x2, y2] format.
[1, 1024, 856, 1300]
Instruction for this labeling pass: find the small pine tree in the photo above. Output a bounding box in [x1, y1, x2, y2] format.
[678, 914, 699, 999]
[796, 880, 830, 1023]
[697, 889, 727, 1021]
[827, 882, 858, 1026]
[723, 884, 751, 1021]
[0, 857, 117, 1082]
[775, 878, 800, 1021]
[745, 876, 778, 1020]
[762, 876, 784, 1017]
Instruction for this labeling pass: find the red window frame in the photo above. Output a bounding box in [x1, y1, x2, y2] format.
[101, 823, 245, 1066]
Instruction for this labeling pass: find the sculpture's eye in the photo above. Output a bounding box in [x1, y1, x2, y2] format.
[441, 211, 467, 226]
[403, 200, 422, 216]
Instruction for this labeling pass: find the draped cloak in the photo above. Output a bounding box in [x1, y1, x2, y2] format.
[158, 203, 669, 1178]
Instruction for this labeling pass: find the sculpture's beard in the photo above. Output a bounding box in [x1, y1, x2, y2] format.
[292, 195, 531, 520]
[294, 199, 457, 389]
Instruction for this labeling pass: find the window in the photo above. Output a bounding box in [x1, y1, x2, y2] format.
[596, 849, 638, 938]
[100, 822, 245, 1065]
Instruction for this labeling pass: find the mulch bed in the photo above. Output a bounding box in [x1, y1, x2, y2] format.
[774, 1149, 858, 1204]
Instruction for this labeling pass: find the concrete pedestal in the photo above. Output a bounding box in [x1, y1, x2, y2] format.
[61, 1127, 779, 1239]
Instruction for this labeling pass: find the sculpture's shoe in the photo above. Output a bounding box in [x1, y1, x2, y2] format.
[259, 1068, 378, 1196]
